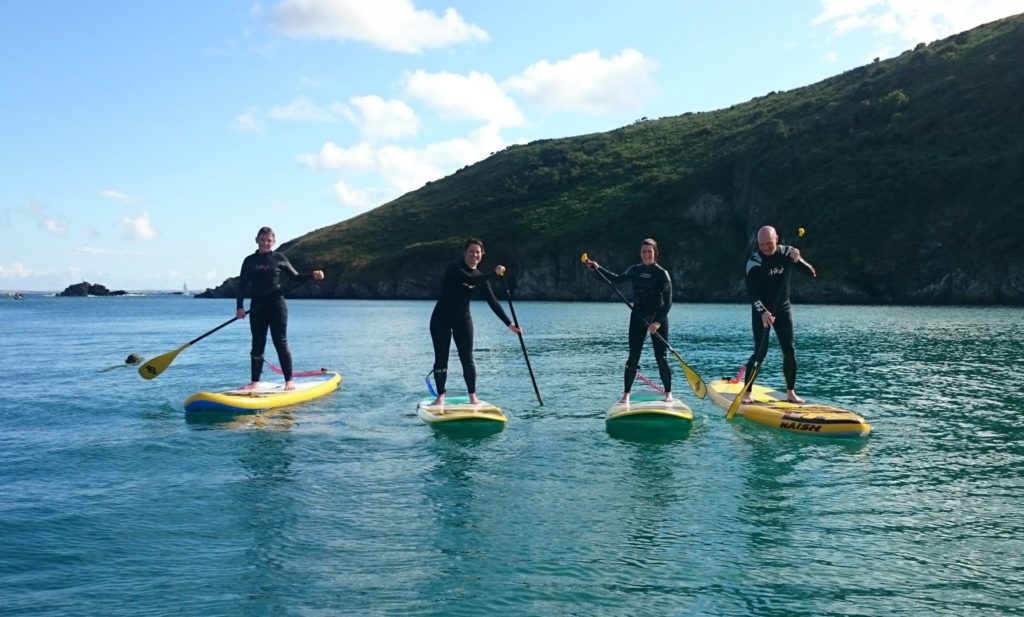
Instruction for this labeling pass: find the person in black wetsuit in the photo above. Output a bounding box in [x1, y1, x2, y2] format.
[585, 238, 674, 404]
[741, 225, 816, 404]
[429, 238, 522, 407]
[235, 227, 324, 391]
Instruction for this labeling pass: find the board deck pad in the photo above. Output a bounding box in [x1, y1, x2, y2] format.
[708, 378, 871, 437]
[607, 391, 693, 422]
[416, 396, 507, 425]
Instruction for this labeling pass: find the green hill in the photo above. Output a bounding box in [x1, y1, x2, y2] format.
[204, 14, 1024, 305]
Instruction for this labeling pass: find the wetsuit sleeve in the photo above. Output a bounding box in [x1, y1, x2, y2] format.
[745, 254, 767, 315]
[277, 253, 312, 283]
[481, 280, 512, 326]
[236, 255, 252, 310]
[655, 268, 672, 323]
[596, 264, 630, 283]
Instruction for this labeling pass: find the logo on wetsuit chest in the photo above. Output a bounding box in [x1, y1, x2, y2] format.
[461, 282, 478, 290]
[768, 266, 785, 276]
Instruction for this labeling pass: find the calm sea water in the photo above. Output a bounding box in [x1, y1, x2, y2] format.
[2, 296, 1022, 616]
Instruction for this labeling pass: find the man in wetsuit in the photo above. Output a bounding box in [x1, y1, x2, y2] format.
[742, 225, 816, 404]
[236, 226, 324, 391]
[586, 238, 674, 403]
[429, 238, 522, 406]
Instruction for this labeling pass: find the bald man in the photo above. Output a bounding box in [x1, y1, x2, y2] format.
[742, 225, 816, 404]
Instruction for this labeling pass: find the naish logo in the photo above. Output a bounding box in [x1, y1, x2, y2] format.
[779, 421, 822, 432]
[768, 266, 785, 276]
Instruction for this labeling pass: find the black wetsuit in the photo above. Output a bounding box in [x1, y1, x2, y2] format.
[236, 250, 312, 382]
[743, 245, 815, 390]
[430, 261, 511, 395]
[595, 263, 673, 393]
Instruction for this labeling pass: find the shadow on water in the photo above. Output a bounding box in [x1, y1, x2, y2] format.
[184, 408, 296, 431]
[427, 421, 505, 441]
[605, 418, 692, 444]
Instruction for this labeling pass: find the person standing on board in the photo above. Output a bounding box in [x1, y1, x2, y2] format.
[429, 238, 522, 407]
[741, 225, 816, 404]
[585, 238, 674, 404]
[236, 226, 324, 391]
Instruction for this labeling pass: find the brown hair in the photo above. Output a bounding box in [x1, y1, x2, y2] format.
[463, 237, 485, 252]
[256, 226, 275, 239]
[641, 237, 659, 257]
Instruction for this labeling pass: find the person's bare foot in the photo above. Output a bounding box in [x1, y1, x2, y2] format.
[619, 392, 631, 404]
[469, 394, 481, 405]
[741, 394, 753, 404]
[239, 382, 259, 391]
[430, 396, 445, 407]
[787, 390, 805, 404]
[664, 392, 674, 403]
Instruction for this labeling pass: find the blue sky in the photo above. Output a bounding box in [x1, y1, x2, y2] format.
[2, 0, 1021, 291]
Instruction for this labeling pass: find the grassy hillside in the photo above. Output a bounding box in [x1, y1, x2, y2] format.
[211, 14, 1024, 304]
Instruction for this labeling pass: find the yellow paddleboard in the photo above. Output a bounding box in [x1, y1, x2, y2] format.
[184, 371, 341, 413]
[416, 396, 507, 426]
[708, 378, 871, 437]
[607, 391, 693, 422]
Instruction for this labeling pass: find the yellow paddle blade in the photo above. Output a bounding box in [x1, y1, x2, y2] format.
[669, 350, 706, 399]
[726, 366, 760, 420]
[580, 252, 589, 263]
[138, 343, 189, 380]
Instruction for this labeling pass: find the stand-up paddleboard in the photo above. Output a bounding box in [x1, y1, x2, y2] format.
[708, 378, 871, 437]
[416, 396, 507, 426]
[184, 371, 341, 413]
[606, 391, 693, 422]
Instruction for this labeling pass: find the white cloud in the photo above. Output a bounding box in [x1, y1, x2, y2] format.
[76, 246, 156, 256]
[120, 211, 157, 241]
[232, 109, 262, 133]
[374, 122, 506, 194]
[405, 70, 525, 126]
[347, 95, 420, 142]
[334, 180, 374, 208]
[99, 189, 142, 204]
[0, 262, 32, 279]
[272, 0, 489, 53]
[298, 141, 376, 170]
[504, 49, 657, 114]
[813, 0, 1024, 43]
[268, 97, 342, 122]
[42, 219, 67, 236]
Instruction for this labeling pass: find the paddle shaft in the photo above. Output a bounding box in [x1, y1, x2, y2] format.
[500, 276, 544, 405]
[588, 263, 706, 398]
[193, 278, 311, 346]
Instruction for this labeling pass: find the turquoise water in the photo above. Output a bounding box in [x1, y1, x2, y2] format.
[2, 296, 1022, 616]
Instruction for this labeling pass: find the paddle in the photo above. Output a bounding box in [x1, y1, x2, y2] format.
[581, 252, 707, 399]
[138, 280, 309, 380]
[499, 273, 544, 405]
[726, 229, 815, 419]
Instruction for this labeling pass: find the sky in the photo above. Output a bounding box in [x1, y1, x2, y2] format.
[2, 0, 1022, 292]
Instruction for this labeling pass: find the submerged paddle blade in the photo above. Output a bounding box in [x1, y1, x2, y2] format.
[138, 344, 189, 380]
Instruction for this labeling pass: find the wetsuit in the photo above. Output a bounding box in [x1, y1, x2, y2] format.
[595, 263, 673, 393]
[430, 261, 512, 395]
[743, 245, 815, 390]
[236, 250, 312, 382]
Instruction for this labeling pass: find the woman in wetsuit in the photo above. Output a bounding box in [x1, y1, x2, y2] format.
[585, 238, 674, 403]
[236, 226, 324, 391]
[429, 238, 522, 406]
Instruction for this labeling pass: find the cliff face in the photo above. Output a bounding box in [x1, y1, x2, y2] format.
[200, 16, 1024, 305]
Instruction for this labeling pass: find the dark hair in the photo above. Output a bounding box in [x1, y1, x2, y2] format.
[463, 238, 485, 252]
[641, 237, 659, 257]
[256, 226, 275, 239]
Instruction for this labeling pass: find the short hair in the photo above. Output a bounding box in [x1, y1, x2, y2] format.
[256, 226, 275, 239]
[463, 237, 485, 252]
